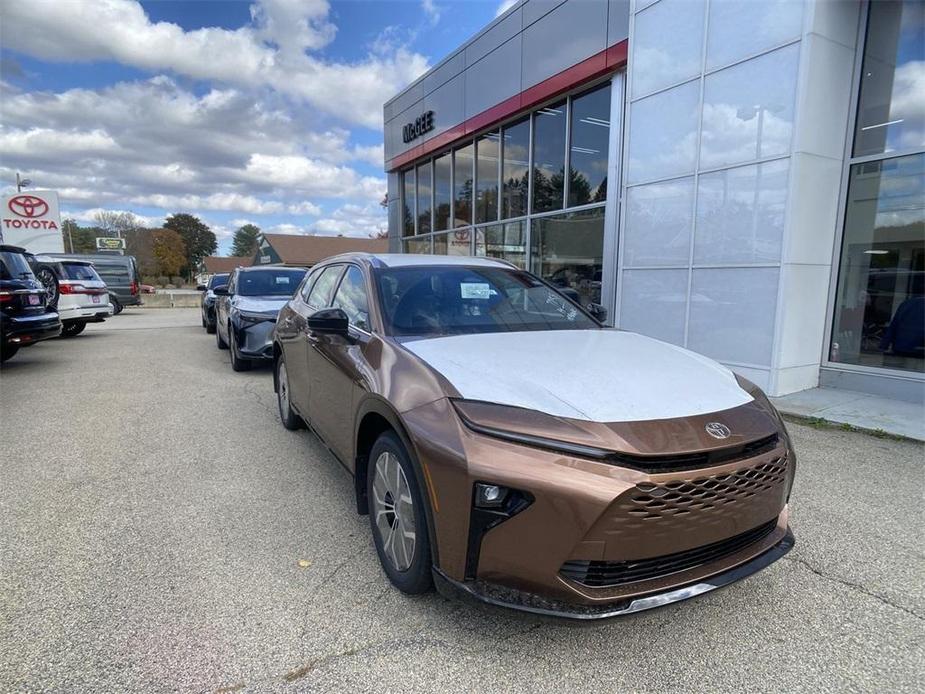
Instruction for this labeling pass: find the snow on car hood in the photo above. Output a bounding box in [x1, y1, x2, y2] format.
[402, 329, 753, 423]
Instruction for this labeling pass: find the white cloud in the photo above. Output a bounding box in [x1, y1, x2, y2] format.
[422, 0, 441, 25]
[496, 0, 518, 18]
[0, 0, 429, 130]
[308, 202, 386, 237]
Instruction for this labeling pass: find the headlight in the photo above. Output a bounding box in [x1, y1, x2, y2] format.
[237, 310, 274, 326]
[451, 399, 614, 460]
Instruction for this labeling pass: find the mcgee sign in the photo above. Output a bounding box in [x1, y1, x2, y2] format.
[0, 191, 64, 253]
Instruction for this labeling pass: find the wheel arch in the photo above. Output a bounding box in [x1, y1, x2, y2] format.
[354, 396, 440, 566]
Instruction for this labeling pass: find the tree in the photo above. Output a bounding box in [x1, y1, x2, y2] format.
[61, 219, 98, 253]
[94, 210, 144, 237]
[231, 223, 260, 257]
[151, 229, 187, 278]
[163, 213, 217, 278]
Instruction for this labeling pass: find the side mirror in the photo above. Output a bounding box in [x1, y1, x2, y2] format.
[588, 302, 608, 324]
[308, 307, 349, 337]
[196, 284, 206, 291]
[213, 285, 229, 296]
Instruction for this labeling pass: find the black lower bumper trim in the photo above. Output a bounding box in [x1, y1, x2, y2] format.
[433, 528, 795, 620]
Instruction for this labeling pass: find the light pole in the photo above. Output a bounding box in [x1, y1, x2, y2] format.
[15, 173, 32, 192]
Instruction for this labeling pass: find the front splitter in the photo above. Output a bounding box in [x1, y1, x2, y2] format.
[433, 528, 795, 621]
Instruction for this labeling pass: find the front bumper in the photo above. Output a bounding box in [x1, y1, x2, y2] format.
[403, 398, 796, 612]
[1, 311, 62, 346]
[434, 528, 795, 620]
[234, 319, 275, 360]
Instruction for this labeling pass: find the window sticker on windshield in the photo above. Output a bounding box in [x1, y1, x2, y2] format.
[275, 276, 290, 284]
[460, 282, 491, 300]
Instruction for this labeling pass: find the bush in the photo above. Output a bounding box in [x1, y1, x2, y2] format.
[155, 276, 169, 287]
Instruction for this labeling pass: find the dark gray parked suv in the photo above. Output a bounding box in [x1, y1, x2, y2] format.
[54, 253, 142, 314]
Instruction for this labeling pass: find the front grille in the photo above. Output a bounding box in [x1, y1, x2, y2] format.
[607, 433, 780, 473]
[561, 519, 778, 587]
[625, 455, 788, 522]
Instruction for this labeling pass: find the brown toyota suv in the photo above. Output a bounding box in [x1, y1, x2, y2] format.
[272, 253, 795, 619]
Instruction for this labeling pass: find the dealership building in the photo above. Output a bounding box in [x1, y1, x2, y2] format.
[382, 0, 924, 401]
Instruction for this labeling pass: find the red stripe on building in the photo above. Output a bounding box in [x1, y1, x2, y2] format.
[385, 39, 628, 172]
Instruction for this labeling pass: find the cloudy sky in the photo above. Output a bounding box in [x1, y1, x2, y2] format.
[0, 0, 511, 252]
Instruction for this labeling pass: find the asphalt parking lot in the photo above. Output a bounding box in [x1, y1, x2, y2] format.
[1, 308, 922, 692]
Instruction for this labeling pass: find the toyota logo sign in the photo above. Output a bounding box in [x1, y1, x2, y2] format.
[8, 195, 49, 218]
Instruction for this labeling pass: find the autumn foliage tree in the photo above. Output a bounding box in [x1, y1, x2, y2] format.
[151, 229, 187, 279]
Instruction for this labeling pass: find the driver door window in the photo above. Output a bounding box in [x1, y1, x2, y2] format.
[331, 265, 371, 332]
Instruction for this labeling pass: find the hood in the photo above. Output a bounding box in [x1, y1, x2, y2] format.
[401, 329, 753, 423]
[233, 295, 289, 314]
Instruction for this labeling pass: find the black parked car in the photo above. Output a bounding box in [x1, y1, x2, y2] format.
[0, 245, 62, 363]
[197, 272, 229, 334]
[214, 266, 307, 371]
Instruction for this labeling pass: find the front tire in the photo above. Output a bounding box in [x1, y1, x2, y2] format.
[368, 431, 433, 594]
[110, 296, 123, 315]
[276, 357, 303, 430]
[229, 328, 251, 371]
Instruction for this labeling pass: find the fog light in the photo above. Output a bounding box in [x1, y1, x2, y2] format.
[475, 483, 507, 508]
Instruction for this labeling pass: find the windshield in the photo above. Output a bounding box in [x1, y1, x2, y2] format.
[375, 266, 599, 336]
[208, 273, 229, 289]
[236, 269, 306, 296]
[63, 263, 102, 282]
[0, 251, 35, 281]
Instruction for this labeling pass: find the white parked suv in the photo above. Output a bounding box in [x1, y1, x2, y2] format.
[29, 255, 113, 337]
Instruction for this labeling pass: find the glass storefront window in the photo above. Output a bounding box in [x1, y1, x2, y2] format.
[475, 221, 527, 269]
[453, 144, 474, 227]
[416, 162, 432, 234]
[475, 131, 500, 224]
[532, 101, 567, 213]
[569, 84, 611, 206]
[433, 229, 472, 256]
[502, 118, 530, 219]
[402, 168, 415, 237]
[854, 0, 925, 157]
[831, 152, 924, 372]
[531, 207, 605, 306]
[434, 153, 452, 231]
[403, 236, 432, 254]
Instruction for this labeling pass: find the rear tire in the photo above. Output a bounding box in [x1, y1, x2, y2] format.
[216, 322, 228, 349]
[1, 344, 19, 363]
[367, 431, 433, 594]
[276, 356, 304, 430]
[61, 322, 87, 338]
[229, 328, 251, 371]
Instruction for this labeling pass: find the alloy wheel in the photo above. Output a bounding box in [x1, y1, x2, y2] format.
[371, 451, 416, 572]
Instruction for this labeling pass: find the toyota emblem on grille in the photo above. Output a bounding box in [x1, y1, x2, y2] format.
[705, 422, 731, 439]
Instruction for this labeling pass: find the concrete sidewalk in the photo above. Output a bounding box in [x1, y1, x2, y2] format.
[772, 387, 924, 441]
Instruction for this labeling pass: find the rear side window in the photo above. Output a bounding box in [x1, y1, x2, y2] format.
[306, 265, 342, 310]
[63, 263, 101, 281]
[0, 251, 34, 280]
[209, 273, 229, 289]
[95, 266, 129, 284]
